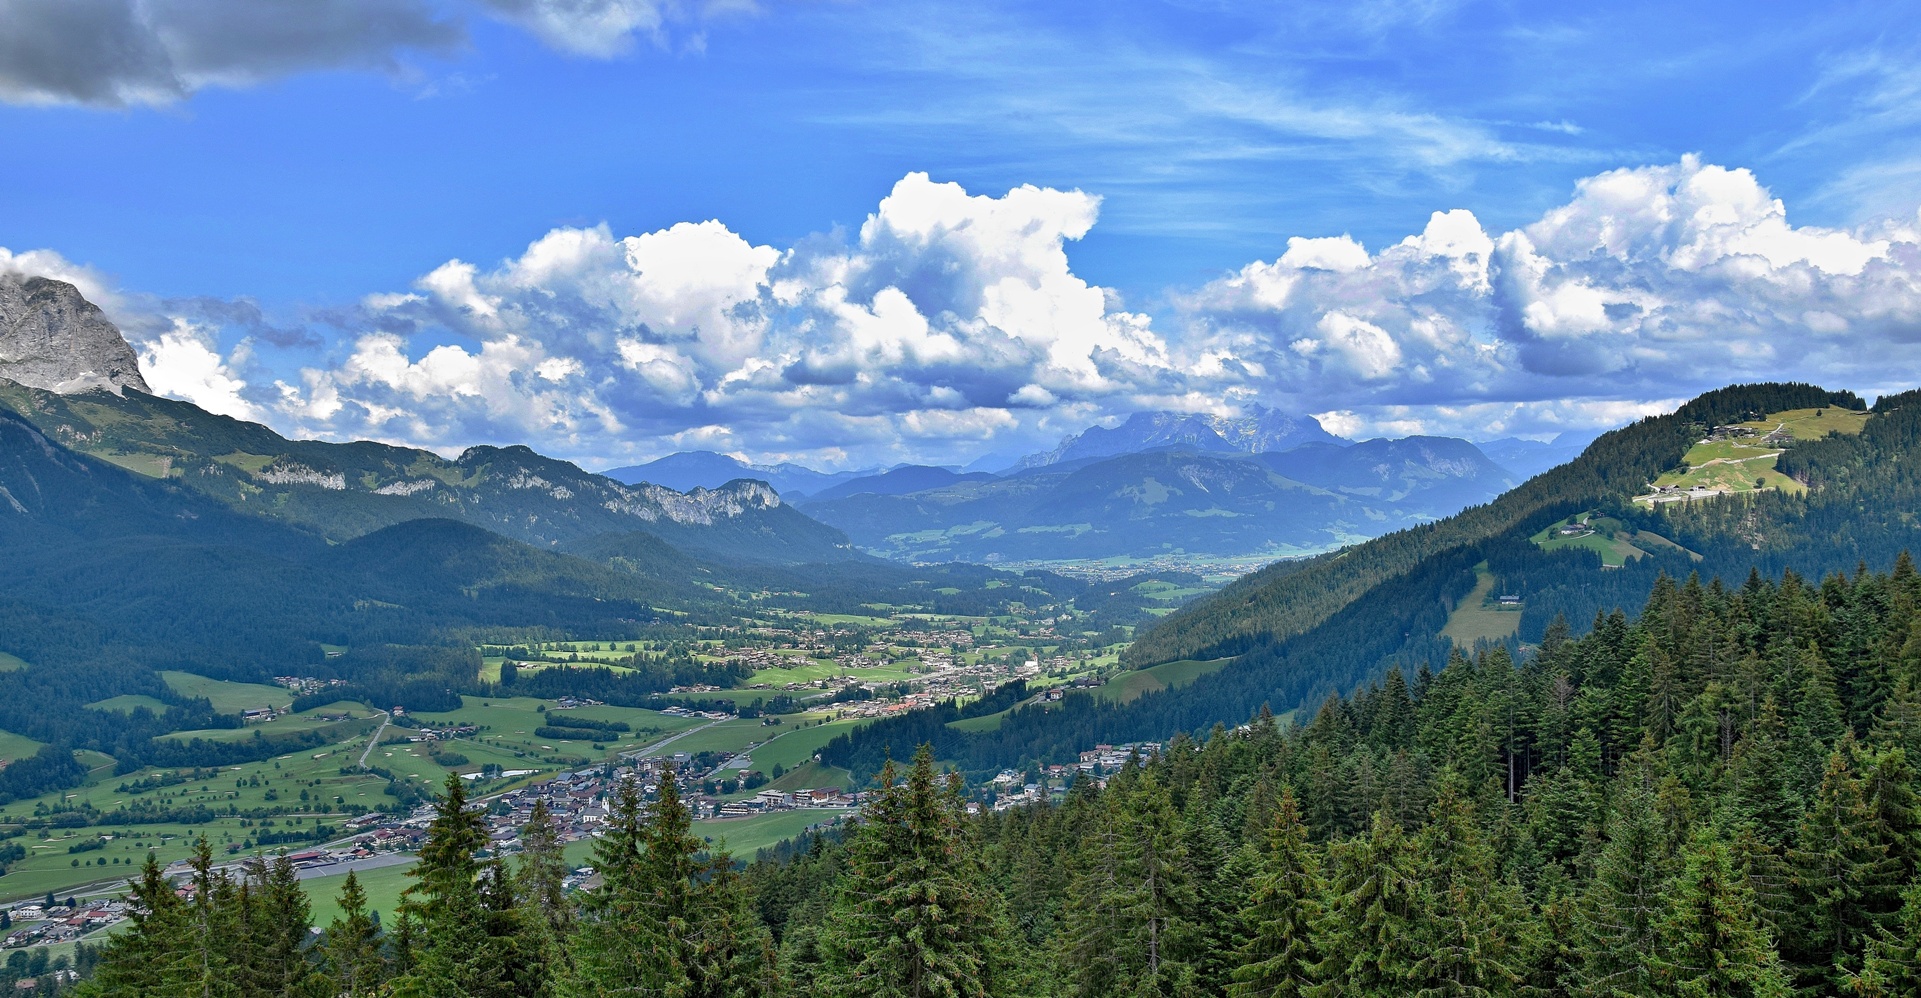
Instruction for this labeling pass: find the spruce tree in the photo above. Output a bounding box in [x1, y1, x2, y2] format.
[569, 771, 654, 995]
[323, 871, 387, 998]
[516, 796, 575, 983]
[687, 851, 781, 998]
[821, 746, 1006, 998]
[180, 837, 242, 998]
[1229, 790, 1321, 998]
[74, 852, 188, 996]
[1651, 832, 1791, 998]
[1409, 781, 1532, 997]
[1307, 812, 1428, 998]
[1571, 780, 1670, 998]
[392, 774, 514, 998]
[1785, 744, 1902, 993]
[256, 854, 318, 996]
[1847, 882, 1921, 997]
[1181, 786, 1242, 994]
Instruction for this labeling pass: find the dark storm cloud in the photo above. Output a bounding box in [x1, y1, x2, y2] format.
[166, 297, 323, 349]
[0, 0, 463, 106]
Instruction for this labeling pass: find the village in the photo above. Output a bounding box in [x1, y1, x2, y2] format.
[0, 597, 1151, 962]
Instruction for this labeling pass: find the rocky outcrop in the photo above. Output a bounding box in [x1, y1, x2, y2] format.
[0, 274, 149, 394]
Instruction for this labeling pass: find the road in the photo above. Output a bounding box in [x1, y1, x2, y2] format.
[618, 718, 723, 762]
[356, 711, 391, 769]
[290, 851, 415, 883]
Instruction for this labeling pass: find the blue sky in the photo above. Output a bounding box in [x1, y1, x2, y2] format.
[3, 0, 1921, 470]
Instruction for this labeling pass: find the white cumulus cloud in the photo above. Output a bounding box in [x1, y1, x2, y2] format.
[1183, 155, 1921, 436]
[13, 158, 1921, 468]
[136, 319, 262, 421]
[268, 172, 1181, 467]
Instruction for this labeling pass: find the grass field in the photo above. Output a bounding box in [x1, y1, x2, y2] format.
[159, 672, 292, 714]
[1631, 530, 1703, 561]
[306, 860, 418, 927]
[161, 712, 378, 744]
[740, 659, 923, 689]
[0, 652, 30, 672]
[0, 690, 724, 908]
[659, 717, 774, 761]
[740, 717, 862, 773]
[1648, 405, 1869, 498]
[1532, 516, 1651, 567]
[0, 734, 397, 906]
[379, 696, 708, 793]
[1093, 659, 1232, 704]
[1440, 568, 1523, 647]
[1736, 405, 1870, 439]
[945, 710, 1013, 733]
[0, 729, 45, 763]
[765, 760, 851, 794]
[1132, 580, 1214, 601]
[693, 809, 851, 857]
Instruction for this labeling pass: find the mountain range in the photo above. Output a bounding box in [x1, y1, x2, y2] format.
[600, 451, 877, 500]
[795, 436, 1517, 563]
[594, 402, 1590, 565]
[1012, 404, 1341, 469]
[0, 380, 859, 567]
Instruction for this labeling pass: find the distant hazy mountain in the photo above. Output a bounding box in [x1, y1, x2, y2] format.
[1016, 405, 1340, 470]
[1251, 436, 1518, 516]
[1477, 432, 1599, 480]
[805, 465, 996, 503]
[0, 273, 149, 394]
[800, 438, 1514, 563]
[601, 450, 874, 500]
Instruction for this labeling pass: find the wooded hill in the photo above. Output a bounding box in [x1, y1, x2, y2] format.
[1127, 382, 1868, 668]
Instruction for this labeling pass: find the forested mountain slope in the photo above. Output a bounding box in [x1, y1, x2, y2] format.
[1125, 382, 1866, 667]
[0, 380, 859, 565]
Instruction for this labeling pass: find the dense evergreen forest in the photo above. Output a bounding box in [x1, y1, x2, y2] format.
[82, 557, 1921, 996]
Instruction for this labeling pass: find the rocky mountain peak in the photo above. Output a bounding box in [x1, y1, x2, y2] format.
[0, 273, 149, 395]
[1019, 404, 1339, 469]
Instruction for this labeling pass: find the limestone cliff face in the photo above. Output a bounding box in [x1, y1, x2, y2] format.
[0, 274, 150, 394]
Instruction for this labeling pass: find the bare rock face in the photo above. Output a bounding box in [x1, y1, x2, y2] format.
[0, 273, 150, 394]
